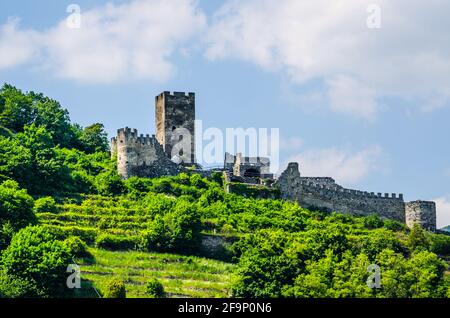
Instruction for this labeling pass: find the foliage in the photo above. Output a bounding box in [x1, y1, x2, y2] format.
[0, 226, 71, 297]
[96, 234, 139, 251]
[103, 278, 126, 298]
[0, 180, 36, 233]
[0, 84, 449, 299]
[34, 197, 58, 214]
[146, 278, 166, 298]
[64, 236, 90, 258]
[78, 123, 109, 153]
[408, 223, 431, 252]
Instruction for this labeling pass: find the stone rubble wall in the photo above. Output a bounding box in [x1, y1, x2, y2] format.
[405, 201, 437, 232]
[112, 127, 180, 179]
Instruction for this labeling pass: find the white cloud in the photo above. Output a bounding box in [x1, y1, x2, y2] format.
[0, 18, 40, 69]
[0, 0, 206, 83]
[327, 75, 377, 120]
[434, 196, 450, 229]
[280, 136, 303, 152]
[206, 0, 450, 118]
[285, 145, 383, 185]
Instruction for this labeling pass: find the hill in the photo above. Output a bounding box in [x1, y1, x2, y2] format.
[0, 84, 450, 298]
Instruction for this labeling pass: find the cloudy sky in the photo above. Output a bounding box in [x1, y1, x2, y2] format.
[0, 0, 449, 227]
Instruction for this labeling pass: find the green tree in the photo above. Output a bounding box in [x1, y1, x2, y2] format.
[78, 123, 109, 153]
[0, 180, 36, 232]
[408, 224, 431, 252]
[0, 226, 71, 297]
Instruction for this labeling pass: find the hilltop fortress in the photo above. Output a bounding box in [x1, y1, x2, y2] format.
[111, 91, 437, 232]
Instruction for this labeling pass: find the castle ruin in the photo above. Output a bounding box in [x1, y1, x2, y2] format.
[112, 91, 437, 232]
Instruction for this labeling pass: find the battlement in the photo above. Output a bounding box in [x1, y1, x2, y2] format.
[115, 127, 159, 146]
[300, 180, 404, 201]
[156, 91, 195, 102]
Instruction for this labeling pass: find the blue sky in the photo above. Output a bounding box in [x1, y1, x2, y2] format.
[0, 0, 449, 226]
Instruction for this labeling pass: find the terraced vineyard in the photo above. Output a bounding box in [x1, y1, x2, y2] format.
[36, 194, 234, 298]
[37, 194, 173, 245]
[76, 249, 234, 298]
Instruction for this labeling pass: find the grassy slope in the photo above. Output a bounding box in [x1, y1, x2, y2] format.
[36, 195, 234, 298]
[76, 248, 234, 298]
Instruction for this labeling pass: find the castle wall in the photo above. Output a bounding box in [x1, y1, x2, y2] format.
[300, 181, 406, 223]
[405, 201, 437, 232]
[276, 163, 406, 223]
[155, 92, 196, 164]
[112, 127, 180, 179]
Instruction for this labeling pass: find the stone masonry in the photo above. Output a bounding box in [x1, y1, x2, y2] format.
[112, 90, 438, 231]
[405, 201, 437, 232]
[156, 91, 196, 164]
[275, 162, 437, 229]
[111, 127, 180, 179]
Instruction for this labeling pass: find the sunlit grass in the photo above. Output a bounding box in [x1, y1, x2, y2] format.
[77, 248, 234, 298]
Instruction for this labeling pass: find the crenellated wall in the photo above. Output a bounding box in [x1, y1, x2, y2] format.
[156, 91, 196, 164]
[276, 162, 411, 224]
[299, 180, 406, 223]
[111, 127, 180, 179]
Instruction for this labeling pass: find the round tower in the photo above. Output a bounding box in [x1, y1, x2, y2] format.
[405, 200, 437, 232]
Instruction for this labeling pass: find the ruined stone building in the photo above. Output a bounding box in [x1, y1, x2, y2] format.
[276, 163, 437, 231]
[111, 91, 195, 179]
[112, 91, 437, 231]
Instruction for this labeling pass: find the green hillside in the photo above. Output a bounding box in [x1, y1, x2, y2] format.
[77, 249, 233, 298]
[1, 84, 450, 299]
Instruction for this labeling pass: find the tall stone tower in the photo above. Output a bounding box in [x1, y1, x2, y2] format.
[405, 200, 437, 232]
[155, 91, 196, 164]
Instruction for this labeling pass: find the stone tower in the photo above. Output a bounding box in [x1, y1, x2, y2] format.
[111, 127, 179, 179]
[155, 91, 196, 165]
[405, 200, 437, 232]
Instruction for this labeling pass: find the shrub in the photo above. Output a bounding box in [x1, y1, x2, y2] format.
[0, 222, 15, 251]
[0, 180, 36, 230]
[33, 197, 58, 214]
[363, 214, 384, 229]
[146, 278, 165, 298]
[383, 219, 407, 232]
[103, 278, 126, 298]
[95, 234, 139, 251]
[95, 171, 125, 196]
[64, 236, 90, 258]
[0, 226, 71, 297]
[428, 233, 450, 255]
[125, 177, 153, 194]
[408, 223, 431, 252]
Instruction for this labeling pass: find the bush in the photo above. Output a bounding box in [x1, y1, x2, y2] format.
[0, 222, 15, 251]
[33, 197, 58, 214]
[95, 171, 125, 196]
[363, 214, 384, 229]
[125, 177, 153, 195]
[0, 226, 71, 297]
[95, 234, 139, 251]
[408, 223, 431, 252]
[64, 236, 90, 258]
[103, 278, 126, 298]
[0, 180, 36, 230]
[146, 278, 165, 298]
[428, 233, 450, 255]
